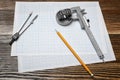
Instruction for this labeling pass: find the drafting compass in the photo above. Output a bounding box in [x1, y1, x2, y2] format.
[9, 12, 38, 46]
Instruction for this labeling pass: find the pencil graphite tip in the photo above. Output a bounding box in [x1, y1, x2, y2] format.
[55, 29, 58, 32]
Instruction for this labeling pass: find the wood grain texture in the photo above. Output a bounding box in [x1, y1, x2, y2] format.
[0, 0, 120, 80]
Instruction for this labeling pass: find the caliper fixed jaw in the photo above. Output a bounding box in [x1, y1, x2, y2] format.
[56, 6, 105, 62]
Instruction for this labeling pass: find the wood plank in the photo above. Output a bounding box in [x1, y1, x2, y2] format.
[0, 0, 120, 10]
[0, 63, 120, 79]
[0, 25, 13, 35]
[0, 10, 14, 25]
[0, 34, 120, 80]
[0, 0, 120, 34]
[0, 0, 120, 80]
[0, 78, 33, 80]
[0, 56, 17, 72]
[99, 0, 120, 9]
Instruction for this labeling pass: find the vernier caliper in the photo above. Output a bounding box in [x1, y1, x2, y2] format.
[56, 6, 105, 62]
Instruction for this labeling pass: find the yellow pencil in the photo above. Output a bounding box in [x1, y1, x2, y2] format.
[55, 29, 94, 77]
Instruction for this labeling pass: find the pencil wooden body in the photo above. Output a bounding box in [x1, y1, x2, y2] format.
[0, 0, 120, 79]
[56, 30, 93, 76]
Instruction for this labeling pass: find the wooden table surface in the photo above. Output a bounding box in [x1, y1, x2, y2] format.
[0, 0, 120, 80]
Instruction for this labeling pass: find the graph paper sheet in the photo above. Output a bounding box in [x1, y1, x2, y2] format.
[11, 2, 116, 72]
